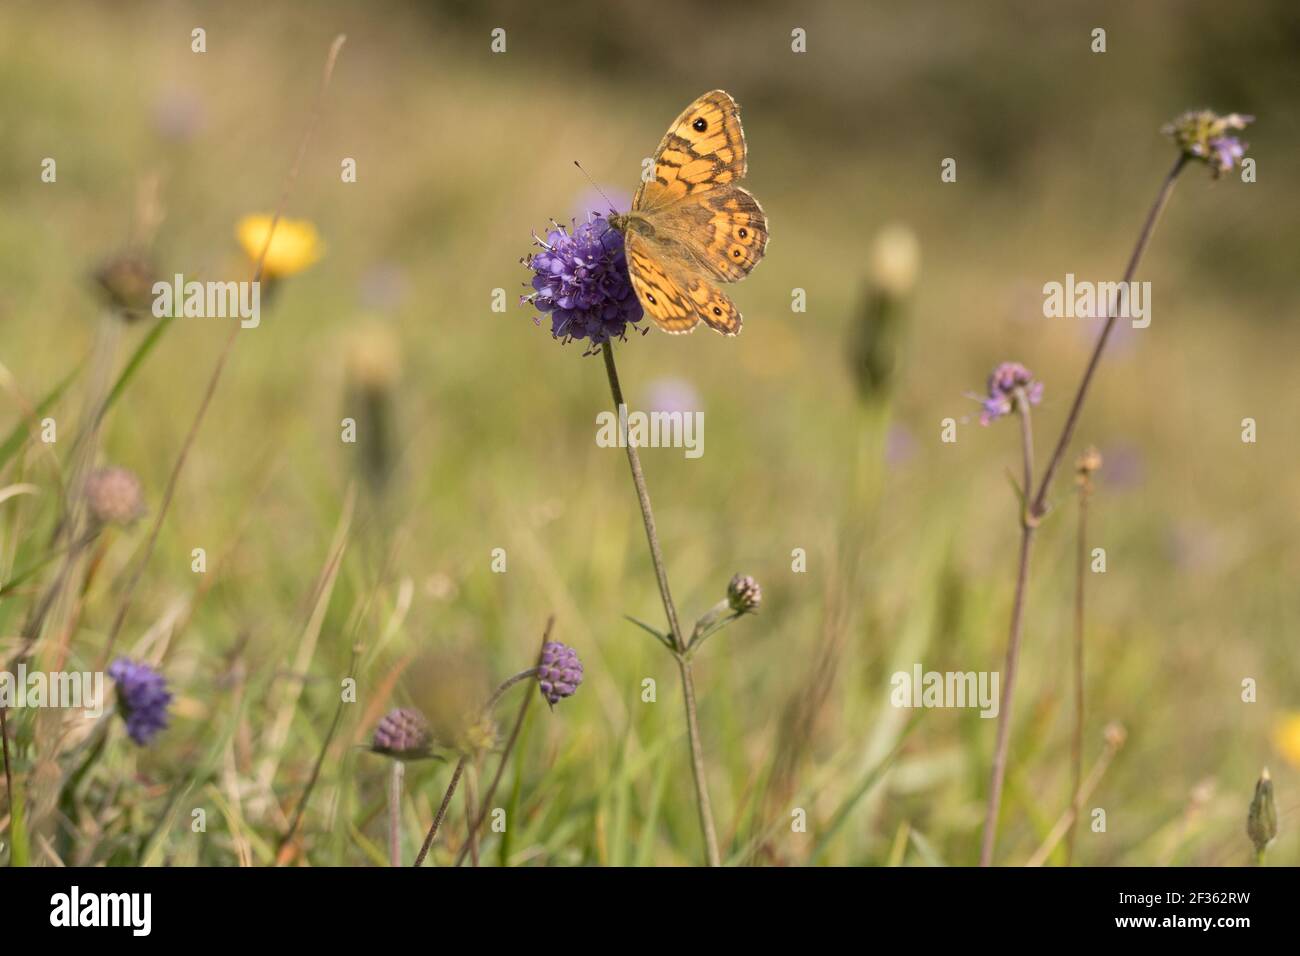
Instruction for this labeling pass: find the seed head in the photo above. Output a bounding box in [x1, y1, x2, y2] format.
[85, 467, 146, 527]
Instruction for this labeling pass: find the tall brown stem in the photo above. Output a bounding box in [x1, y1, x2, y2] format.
[979, 154, 1187, 865]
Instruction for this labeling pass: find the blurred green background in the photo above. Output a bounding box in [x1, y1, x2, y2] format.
[1, 0, 1298, 866]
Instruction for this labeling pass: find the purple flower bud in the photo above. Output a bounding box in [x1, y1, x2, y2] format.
[107, 658, 172, 746]
[537, 642, 583, 706]
[978, 362, 1043, 426]
[372, 707, 432, 760]
[521, 216, 643, 349]
[727, 574, 762, 614]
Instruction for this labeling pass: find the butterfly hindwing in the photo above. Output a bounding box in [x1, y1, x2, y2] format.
[685, 275, 742, 336]
[644, 185, 768, 283]
[625, 231, 699, 334]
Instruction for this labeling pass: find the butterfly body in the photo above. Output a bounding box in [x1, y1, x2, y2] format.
[609, 90, 768, 336]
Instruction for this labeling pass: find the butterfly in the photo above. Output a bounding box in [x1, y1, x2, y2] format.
[608, 90, 768, 336]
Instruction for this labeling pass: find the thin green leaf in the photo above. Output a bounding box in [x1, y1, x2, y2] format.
[0, 359, 85, 472]
[623, 614, 673, 649]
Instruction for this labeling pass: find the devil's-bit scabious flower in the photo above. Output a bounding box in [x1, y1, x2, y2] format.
[108, 658, 172, 746]
[85, 466, 146, 527]
[521, 216, 643, 349]
[236, 214, 324, 278]
[978, 361, 1043, 426]
[1247, 768, 1278, 858]
[537, 641, 583, 706]
[372, 707, 432, 760]
[727, 574, 762, 614]
[1162, 110, 1254, 178]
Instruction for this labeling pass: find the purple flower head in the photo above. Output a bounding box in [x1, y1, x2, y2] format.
[107, 657, 172, 746]
[978, 361, 1043, 426]
[537, 641, 583, 706]
[522, 216, 643, 350]
[371, 707, 432, 760]
[1162, 110, 1253, 178]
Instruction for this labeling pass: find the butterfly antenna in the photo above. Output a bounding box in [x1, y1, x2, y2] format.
[573, 160, 619, 213]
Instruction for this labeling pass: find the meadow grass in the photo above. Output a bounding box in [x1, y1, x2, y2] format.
[1, 1, 1297, 867]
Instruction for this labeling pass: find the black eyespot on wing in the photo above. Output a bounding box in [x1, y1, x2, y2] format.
[692, 117, 707, 132]
[738, 227, 748, 238]
[712, 307, 722, 316]
[647, 293, 657, 305]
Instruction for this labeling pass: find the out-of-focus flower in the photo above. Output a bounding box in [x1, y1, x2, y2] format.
[644, 377, 701, 415]
[885, 424, 917, 467]
[521, 216, 643, 349]
[1076, 445, 1103, 489]
[978, 361, 1043, 426]
[868, 223, 920, 298]
[345, 319, 402, 392]
[850, 225, 919, 402]
[1274, 713, 1300, 768]
[358, 261, 409, 311]
[152, 88, 205, 143]
[93, 253, 157, 320]
[1162, 110, 1253, 178]
[344, 319, 402, 492]
[1247, 767, 1277, 857]
[571, 186, 632, 223]
[108, 657, 172, 746]
[727, 574, 762, 614]
[85, 467, 146, 527]
[372, 708, 432, 760]
[537, 642, 583, 706]
[236, 214, 324, 278]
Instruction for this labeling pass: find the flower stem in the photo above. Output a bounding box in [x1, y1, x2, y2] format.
[1029, 155, 1186, 520]
[413, 756, 465, 867]
[979, 398, 1037, 867]
[388, 760, 404, 867]
[462, 764, 480, 867]
[980, 154, 1187, 866]
[454, 616, 553, 867]
[1065, 476, 1092, 865]
[600, 341, 721, 867]
[415, 665, 540, 867]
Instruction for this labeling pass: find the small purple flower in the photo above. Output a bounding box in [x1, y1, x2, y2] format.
[537, 642, 583, 706]
[521, 216, 643, 350]
[1162, 110, 1253, 178]
[107, 658, 172, 746]
[372, 707, 432, 760]
[978, 361, 1043, 426]
[1208, 136, 1246, 177]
